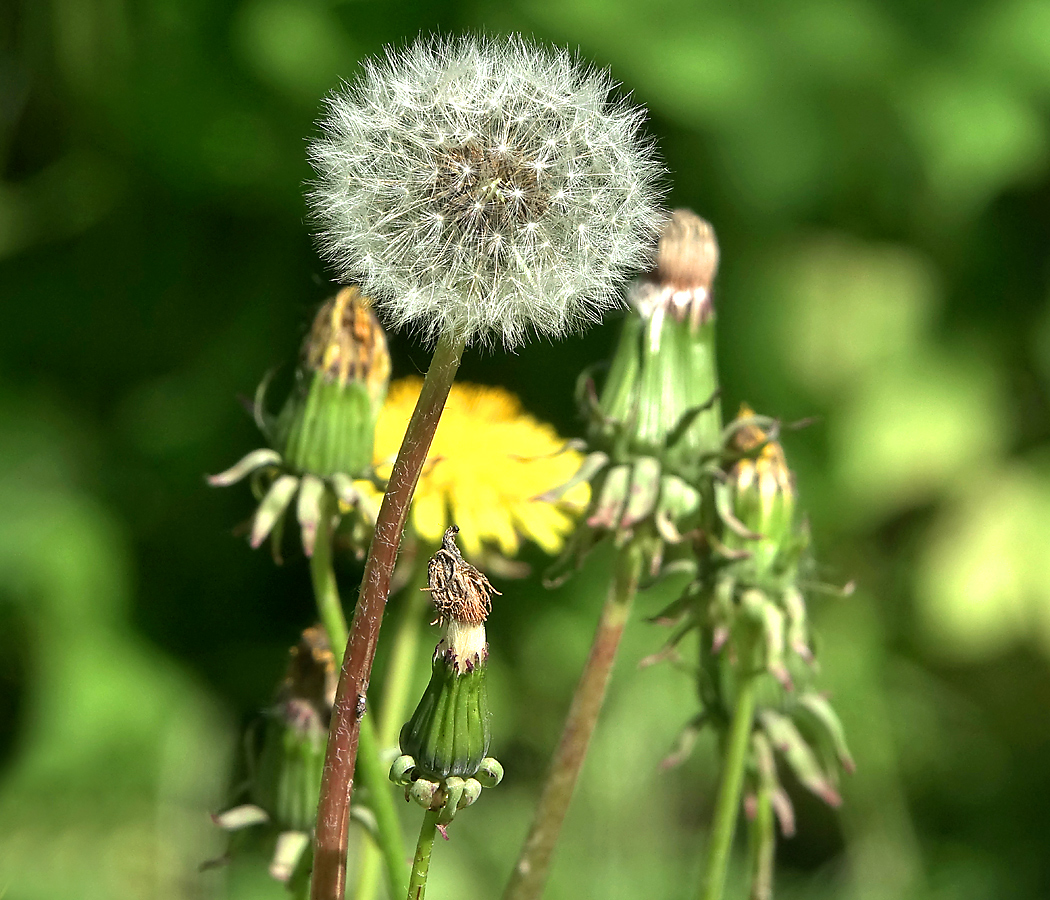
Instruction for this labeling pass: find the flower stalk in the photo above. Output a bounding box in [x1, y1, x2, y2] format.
[503, 539, 644, 900]
[407, 809, 441, 900]
[355, 560, 434, 900]
[312, 329, 466, 900]
[701, 662, 758, 900]
[308, 487, 409, 900]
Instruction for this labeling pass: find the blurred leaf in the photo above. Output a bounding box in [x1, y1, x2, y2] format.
[232, 0, 360, 104]
[898, 67, 1048, 217]
[0, 401, 232, 900]
[916, 463, 1050, 660]
[831, 349, 1007, 523]
[0, 152, 124, 259]
[774, 235, 941, 397]
[967, 0, 1050, 99]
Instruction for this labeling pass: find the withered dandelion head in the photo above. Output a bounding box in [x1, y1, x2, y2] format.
[426, 526, 499, 627]
[308, 34, 664, 348]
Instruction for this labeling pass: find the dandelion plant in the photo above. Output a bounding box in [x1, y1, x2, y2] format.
[305, 35, 664, 899]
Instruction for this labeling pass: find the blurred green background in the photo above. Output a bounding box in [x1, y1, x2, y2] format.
[3, 1, 1050, 898]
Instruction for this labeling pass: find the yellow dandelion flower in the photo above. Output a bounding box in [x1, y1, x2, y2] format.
[365, 378, 588, 559]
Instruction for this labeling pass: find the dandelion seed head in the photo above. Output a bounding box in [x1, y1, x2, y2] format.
[308, 35, 665, 348]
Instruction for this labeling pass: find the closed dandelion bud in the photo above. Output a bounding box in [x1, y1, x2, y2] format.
[209, 287, 390, 559]
[274, 286, 390, 479]
[551, 211, 723, 578]
[399, 527, 498, 781]
[252, 626, 336, 832]
[594, 209, 722, 475]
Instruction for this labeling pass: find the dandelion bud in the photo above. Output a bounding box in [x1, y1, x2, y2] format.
[721, 404, 797, 580]
[594, 209, 723, 478]
[252, 626, 336, 832]
[549, 211, 723, 577]
[308, 35, 664, 348]
[274, 286, 390, 479]
[399, 527, 498, 782]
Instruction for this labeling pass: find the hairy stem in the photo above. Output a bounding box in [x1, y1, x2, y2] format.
[700, 670, 758, 900]
[355, 562, 433, 900]
[312, 330, 466, 900]
[407, 809, 441, 900]
[309, 489, 409, 900]
[502, 541, 644, 900]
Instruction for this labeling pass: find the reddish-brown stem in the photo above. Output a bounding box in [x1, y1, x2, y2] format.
[311, 330, 466, 900]
[502, 541, 644, 900]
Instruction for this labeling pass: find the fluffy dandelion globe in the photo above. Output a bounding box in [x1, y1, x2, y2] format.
[308, 35, 665, 348]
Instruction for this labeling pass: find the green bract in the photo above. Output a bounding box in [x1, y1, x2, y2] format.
[208, 287, 390, 559]
[400, 653, 491, 781]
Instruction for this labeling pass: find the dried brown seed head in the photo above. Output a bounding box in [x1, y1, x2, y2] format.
[656, 209, 719, 293]
[426, 525, 500, 627]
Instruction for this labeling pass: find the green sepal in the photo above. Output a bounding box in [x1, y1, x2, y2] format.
[252, 704, 327, 833]
[399, 653, 491, 780]
[274, 370, 378, 479]
[593, 308, 722, 477]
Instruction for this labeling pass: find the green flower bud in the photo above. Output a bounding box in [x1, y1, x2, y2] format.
[400, 648, 491, 781]
[209, 287, 390, 560]
[594, 209, 722, 478]
[252, 627, 336, 832]
[548, 211, 724, 579]
[399, 527, 497, 781]
[273, 286, 391, 479]
[721, 404, 798, 582]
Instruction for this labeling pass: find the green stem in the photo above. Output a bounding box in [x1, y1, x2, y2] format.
[746, 788, 775, 900]
[355, 562, 432, 900]
[309, 489, 409, 900]
[312, 329, 466, 900]
[309, 491, 348, 653]
[700, 670, 758, 900]
[407, 809, 441, 900]
[378, 563, 433, 746]
[502, 540, 644, 900]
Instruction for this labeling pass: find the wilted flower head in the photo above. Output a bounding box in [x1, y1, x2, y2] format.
[309, 34, 664, 348]
[630, 208, 720, 329]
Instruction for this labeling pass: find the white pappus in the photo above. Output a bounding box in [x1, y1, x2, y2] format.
[308, 34, 666, 349]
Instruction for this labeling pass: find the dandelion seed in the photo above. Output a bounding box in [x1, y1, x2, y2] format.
[308, 35, 664, 348]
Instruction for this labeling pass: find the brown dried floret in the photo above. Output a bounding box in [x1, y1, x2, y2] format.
[425, 526, 500, 626]
[304, 285, 391, 402]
